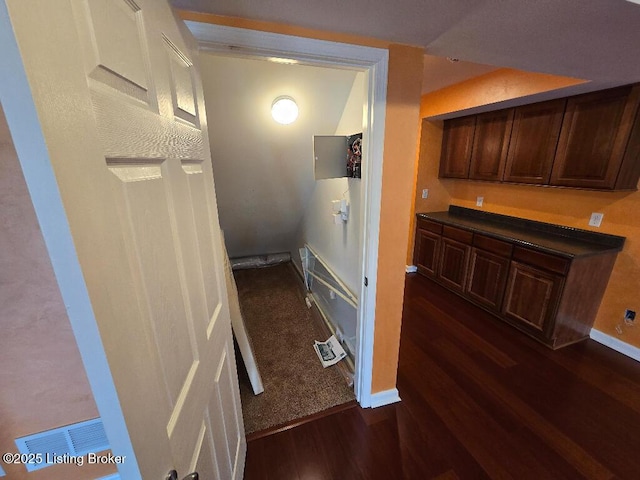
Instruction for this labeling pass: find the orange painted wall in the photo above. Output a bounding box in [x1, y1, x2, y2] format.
[0, 108, 115, 480]
[420, 68, 587, 118]
[176, 11, 425, 394]
[372, 44, 424, 393]
[412, 72, 640, 349]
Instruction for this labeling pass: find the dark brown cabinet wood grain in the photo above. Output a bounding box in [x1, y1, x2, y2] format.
[439, 116, 475, 178]
[437, 237, 471, 292]
[436, 83, 640, 190]
[413, 214, 620, 349]
[466, 248, 510, 312]
[502, 261, 564, 335]
[503, 99, 565, 184]
[616, 106, 640, 190]
[415, 229, 440, 278]
[469, 109, 514, 181]
[550, 86, 640, 189]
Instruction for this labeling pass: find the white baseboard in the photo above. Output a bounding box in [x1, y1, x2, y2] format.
[590, 329, 640, 363]
[369, 388, 401, 408]
[406, 265, 417, 273]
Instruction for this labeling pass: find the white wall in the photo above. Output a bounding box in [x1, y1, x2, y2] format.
[199, 54, 357, 258]
[291, 72, 366, 296]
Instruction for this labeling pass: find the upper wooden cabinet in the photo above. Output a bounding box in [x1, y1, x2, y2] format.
[439, 116, 475, 178]
[551, 86, 640, 189]
[504, 99, 565, 184]
[469, 109, 514, 181]
[616, 107, 640, 190]
[437, 83, 640, 190]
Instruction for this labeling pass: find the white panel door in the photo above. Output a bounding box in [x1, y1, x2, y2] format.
[3, 1, 245, 479]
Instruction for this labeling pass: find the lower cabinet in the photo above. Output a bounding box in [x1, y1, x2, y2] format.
[413, 217, 619, 349]
[414, 220, 441, 277]
[437, 237, 471, 292]
[502, 261, 564, 336]
[466, 248, 510, 312]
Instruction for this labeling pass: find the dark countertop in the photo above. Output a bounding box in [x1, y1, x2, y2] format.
[417, 206, 625, 258]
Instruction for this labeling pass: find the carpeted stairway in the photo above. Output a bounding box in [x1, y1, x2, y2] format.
[233, 263, 355, 435]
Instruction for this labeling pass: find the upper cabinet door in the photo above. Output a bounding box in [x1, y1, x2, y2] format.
[550, 86, 640, 189]
[504, 99, 566, 184]
[440, 116, 475, 178]
[469, 109, 514, 181]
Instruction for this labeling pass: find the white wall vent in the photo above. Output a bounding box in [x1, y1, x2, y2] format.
[14, 418, 109, 472]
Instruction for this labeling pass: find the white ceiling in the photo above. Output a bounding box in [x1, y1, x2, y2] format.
[171, 0, 640, 90]
[421, 55, 498, 94]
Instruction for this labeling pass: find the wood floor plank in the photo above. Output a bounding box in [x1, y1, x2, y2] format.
[431, 336, 615, 479]
[401, 337, 560, 480]
[412, 296, 518, 369]
[244, 273, 640, 479]
[396, 372, 491, 479]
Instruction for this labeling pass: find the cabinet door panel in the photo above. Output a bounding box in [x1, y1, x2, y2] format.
[502, 261, 563, 334]
[440, 116, 475, 178]
[504, 99, 565, 184]
[469, 109, 514, 181]
[551, 86, 639, 188]
[437, 238, 471, 292]
[415, 229, 440, 278]
[466, 248, 510, 312]
[615, 105, 640, 190]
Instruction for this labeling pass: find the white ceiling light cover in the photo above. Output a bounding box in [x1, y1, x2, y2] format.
[271, 96, 299, 124]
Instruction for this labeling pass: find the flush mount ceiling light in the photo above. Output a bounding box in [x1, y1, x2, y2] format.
[271, 96, 299, 125]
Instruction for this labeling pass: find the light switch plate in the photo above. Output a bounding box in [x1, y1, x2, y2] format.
[589, 212, 604, 227]
[476, 196, 484, 207]
[422, 188, 429, 199]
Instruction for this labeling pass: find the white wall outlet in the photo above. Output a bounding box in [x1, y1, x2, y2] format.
[589, 212, 604, 227]
[422, 188, 429, 199]
[476, 196, 484, 207]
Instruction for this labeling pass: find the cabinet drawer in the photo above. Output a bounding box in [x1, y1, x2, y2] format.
[473, 234, 513, 257]
[512, 246, 570, 275]
[417, 218, 442, 234]
[442, 225, 473, 244]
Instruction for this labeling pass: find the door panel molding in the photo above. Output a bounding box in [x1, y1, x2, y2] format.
[2, 1, 245, 479]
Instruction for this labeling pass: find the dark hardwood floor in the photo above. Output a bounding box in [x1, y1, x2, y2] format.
[244, 273, 640, 479]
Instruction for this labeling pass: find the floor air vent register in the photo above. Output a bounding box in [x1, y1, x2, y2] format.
[12, 418, 115, 474]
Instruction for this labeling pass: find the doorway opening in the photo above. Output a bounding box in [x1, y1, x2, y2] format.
[198, 50, 363, 433]
[186, 21, 389, 417]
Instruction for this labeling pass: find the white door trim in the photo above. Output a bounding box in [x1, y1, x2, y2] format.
[184, 22, 388, 408]
[0, 2, 140, 478]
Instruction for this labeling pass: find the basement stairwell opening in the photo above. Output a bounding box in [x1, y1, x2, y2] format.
[198, 48, 369, 434]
